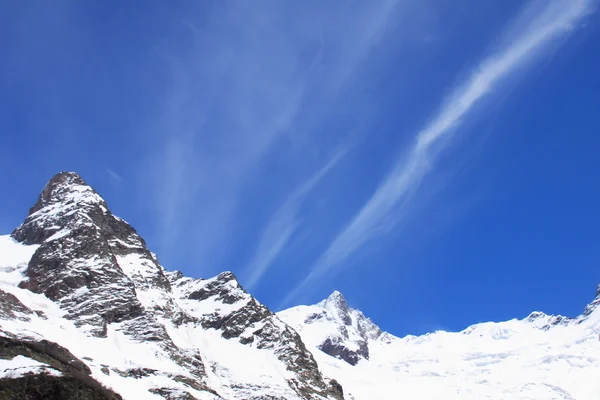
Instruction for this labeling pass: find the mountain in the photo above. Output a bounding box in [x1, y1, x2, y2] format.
[2, 171, 600, 400]
[278, 291, 382, 367]
[0, 172, 343, 400]
[278, 289, 600, 400]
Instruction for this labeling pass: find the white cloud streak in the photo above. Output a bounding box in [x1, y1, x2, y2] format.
[281, 0, 594, 307]
[105, 168, 124, 183]
[150, 1, 402, 271]
[244, 150, 346, 290]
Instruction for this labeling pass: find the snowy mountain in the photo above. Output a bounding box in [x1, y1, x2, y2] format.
[2, 171, 600, 400]
[278, 289, 600, 400]
[278, 291, 382, 367]
[0, 172, 343, 400]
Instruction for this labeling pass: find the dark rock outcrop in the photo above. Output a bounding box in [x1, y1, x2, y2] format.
[0, 290, 33, 321]
[318, 338, 368, 366]
[0, 334, 122, 400]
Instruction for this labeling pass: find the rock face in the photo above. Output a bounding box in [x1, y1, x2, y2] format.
[12, 172, 156, 336]
[0, 289, 34, 321]
[1, 172, 344, 400]
[0, 333, 122, 400]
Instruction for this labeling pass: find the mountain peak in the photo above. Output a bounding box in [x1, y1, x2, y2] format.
[12, 171, 109, 245]
[49, 171, 86, 184]
[321, 290, 348, 308]
[328, 290, 345, 300]
[318, 290, 383, 341]
[279, 291, 383, 366]
[318, 290, 351, 325]
[27, 171, 105, 217]
[38, 171, 88, 195]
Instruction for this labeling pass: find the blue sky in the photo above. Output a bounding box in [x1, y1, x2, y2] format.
[1, 0, 599, 336]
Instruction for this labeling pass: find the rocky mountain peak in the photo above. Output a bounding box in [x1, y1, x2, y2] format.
[324, 291, 348, 309]
[316, 291, 381, 340]
[10, 172, 172, 335]
[1, 171, 346, 399]
[280, 292, 384, 366]
[319, 291, 351, 326]
[11, 171, 112, 246]
[27, 171, 104, 216]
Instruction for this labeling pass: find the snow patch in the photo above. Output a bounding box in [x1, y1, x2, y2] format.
[0, 355, 62, 379]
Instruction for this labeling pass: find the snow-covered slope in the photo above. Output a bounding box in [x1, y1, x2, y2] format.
[278, 291, 600, 400]
[0, 172, 343, 400]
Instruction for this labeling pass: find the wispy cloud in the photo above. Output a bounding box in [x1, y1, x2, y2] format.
[105, 168, 124, 183]
[281, 0, 595, 307]
[147, 1, 402, 272]
[243, 150, 346, 290]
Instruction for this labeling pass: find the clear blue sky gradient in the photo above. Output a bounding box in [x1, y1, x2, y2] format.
[1, 1, 599, 336]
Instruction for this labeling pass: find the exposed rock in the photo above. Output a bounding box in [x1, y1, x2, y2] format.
[327, 379, 344, 400]
[0, 290, 32, 321]
[0, 335, 121, 400]
[319, 338, 365, 366]
[0, 374, 122, 400]
[188, 272, 246, 305]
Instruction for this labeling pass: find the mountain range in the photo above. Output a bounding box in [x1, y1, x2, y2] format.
[1, 172, 599, 399]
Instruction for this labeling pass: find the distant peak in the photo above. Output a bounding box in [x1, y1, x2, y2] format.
[317, 290, 349, 310]
[329, 290, 344, 299]
[324, 290, 346, 304]
[317, 290, 351, 325]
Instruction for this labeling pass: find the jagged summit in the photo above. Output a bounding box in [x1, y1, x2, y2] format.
[10, 171, 171, 336]
[317, 291, 382, 339]
[320, 290, 347, 308]
[279, 291, 383, 366]
[326, 290, 344, 300]
[318, 290, 352, 325]
[26, 171, 103, 216]
[11, 171, 112, 245]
